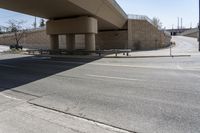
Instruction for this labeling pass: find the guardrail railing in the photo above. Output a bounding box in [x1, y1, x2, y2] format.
[26, 49, 132, 57]
[128, 14, 161, 30]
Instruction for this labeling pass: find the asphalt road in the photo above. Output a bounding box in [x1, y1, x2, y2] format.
[129, 36, 199, 57]
[0, 36, 200, 133]
[171, 36, 199, 54]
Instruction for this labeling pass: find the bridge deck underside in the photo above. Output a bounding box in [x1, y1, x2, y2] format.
[0, 0, 127, 30]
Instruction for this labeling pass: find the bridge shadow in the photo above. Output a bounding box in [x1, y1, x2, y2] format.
[0, 55, 101, 92]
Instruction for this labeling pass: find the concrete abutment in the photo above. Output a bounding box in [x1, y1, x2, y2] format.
[47, 17, 98, 51]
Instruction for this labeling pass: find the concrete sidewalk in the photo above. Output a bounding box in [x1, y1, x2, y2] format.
[0, 90, 131, 133]
[0, 45, 9, 52]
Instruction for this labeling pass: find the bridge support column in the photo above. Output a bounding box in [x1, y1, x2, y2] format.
[50, 34, 59, 50]
[85, 33, 96, 51]
[66, 34, 75, 50]
[47, 17, 98, 51]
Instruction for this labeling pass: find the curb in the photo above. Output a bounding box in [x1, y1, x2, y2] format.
[34, 54, 102, 59]
[29, 54, 191, 59]
[104, 55, 191, 58]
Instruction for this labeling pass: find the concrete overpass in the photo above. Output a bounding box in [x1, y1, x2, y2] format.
[166, 28, 191, 36]
[179, 28, 199, 38]
[0, 0, 127, 51]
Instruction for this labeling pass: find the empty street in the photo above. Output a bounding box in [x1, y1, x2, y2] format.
[0, 36, 200, 133]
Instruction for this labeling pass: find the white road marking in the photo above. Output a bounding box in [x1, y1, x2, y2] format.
[86, 74, 143, 81]
[176, 65, 183, 70]
[41, 60, 85, 65]
[0, 64, 17, 68]
[131, 94, 200, 110]
[0, 93, 22, 101]
[40, 60, 167, 69]
[31, 57, 51, 60]
[40, 60, 200, 71]
[188, 73, 200, 78]
[90, 63, 164, 69]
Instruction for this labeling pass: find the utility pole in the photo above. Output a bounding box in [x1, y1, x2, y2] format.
[34, 16, 37, 29]
[181, 18, 183, 29]
[177, 17, 179, 30]
[199, 0, 200, 51]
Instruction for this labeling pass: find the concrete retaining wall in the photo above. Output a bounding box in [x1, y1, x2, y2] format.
[96, 30, 128, 49]
[128, 19, 171, 50]
[0, 29, 50, 49]
[0, 20, 171, 51]
[0, 29, 86, 50]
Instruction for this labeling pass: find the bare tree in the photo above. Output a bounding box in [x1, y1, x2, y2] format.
[7, 20, 26, 47]
[39, 19, 45, 27]
[152, 17, 162, 29]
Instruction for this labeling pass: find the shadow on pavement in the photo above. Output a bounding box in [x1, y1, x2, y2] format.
[0, 55, 101, 91]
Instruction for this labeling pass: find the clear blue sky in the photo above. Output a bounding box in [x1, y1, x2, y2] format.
[0, 0, 198, 29]
[116, 0, 198, 29]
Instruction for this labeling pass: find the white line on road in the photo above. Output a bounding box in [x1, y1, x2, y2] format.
[90, 63, 200, 72]
[40, 59, 200, 71]
[86, 74, 143, 81]
[31, 57, 51, 60]
[176, 65, 183, 70]
[90, 63, 165, 69]
[41, 60, 85, 65]
[188, 73, 200, 78]
[0, 93, 22, 101]
[0, 64, 17, 68]
[130, 94, 200, 110]
[40, 60, 168, 70]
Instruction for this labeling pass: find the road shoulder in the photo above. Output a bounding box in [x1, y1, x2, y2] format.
[0, 90, 131, 133]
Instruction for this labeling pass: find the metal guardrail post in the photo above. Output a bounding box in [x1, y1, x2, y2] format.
[115, 49, 118, 57]
[170, 45, 172, 57]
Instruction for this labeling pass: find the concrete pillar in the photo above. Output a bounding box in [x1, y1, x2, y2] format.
[85, 33, 96, 51]
[50, 34, 59, 50]
[66, 34, 75, 50]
